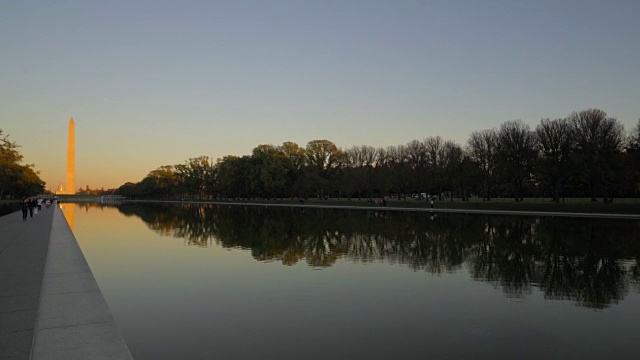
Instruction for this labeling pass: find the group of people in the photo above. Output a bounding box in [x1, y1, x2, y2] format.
[21, 196, 52, 221]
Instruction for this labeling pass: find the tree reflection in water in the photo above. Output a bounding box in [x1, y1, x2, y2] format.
[108, 203, 640, 309]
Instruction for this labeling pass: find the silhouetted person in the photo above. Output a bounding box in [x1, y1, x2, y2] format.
[28, 198, 36, 217]
[21, 199, 29, 221]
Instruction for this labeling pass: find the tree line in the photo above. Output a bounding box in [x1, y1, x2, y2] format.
[116, 109, 640, 202]
[0, 129, 45, 199]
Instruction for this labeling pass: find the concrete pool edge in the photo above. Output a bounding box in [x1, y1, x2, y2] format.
[31, 206, 133, 360]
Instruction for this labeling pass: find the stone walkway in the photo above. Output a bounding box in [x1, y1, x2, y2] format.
[1, 207, 53, 359]
[0, 206, 132, 359]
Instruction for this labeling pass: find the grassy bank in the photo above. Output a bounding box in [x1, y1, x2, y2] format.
[195, 197, 640, 215]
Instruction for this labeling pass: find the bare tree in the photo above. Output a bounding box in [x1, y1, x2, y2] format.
[625, 119, 640, 195]
[467, 129, 498, 200]
[360, 145, 377, 198]
[441, 141, 464, 201]
[386, 145, 410, 199]
[535, 118, 574, 202]
[568, 109, 624, 202]
[424, 136, 445, 198]
[405, 140, 427, 195]
[344, 146, 363, 198]
[496, 120, 537, 201]
[374, 147, 391, 196]
[343, 145, 379, 199]
[629, 119, 640, 149]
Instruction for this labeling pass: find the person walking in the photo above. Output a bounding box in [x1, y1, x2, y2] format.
[28, 197, 36, 217]
[21, 198, 29, 220]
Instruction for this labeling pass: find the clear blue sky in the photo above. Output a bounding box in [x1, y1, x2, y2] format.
[2, 0, 639, 190]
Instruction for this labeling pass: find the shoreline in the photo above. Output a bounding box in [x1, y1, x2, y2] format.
[115, 199, 640, 220]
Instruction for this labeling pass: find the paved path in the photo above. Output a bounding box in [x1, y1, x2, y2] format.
[0, 206, 132, 360]
[1, 207, 53, 359]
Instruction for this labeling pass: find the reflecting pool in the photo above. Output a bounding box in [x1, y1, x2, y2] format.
[65, 202, 640, 359]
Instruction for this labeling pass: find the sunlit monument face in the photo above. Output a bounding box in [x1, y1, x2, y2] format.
[66, 117, 75, 194]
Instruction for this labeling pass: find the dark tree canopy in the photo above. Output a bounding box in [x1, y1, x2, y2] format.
[116, 109, 639, 201]
[0, 129, 45, 198]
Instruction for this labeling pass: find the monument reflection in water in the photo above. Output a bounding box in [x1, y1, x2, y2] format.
[59, 202, 74, 231]
[73, 202, 640, 359]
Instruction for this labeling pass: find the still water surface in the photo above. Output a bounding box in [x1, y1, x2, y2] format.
[65, 203, 640, 359]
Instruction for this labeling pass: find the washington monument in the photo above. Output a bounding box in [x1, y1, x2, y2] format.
[65, 117, 75, 194]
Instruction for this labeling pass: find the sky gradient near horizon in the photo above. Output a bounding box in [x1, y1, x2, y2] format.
[2, 0, 639, 190]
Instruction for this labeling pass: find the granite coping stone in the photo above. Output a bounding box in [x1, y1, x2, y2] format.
[0, 206, 133, 359]
[31, 207, 133, 360]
